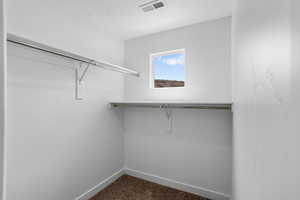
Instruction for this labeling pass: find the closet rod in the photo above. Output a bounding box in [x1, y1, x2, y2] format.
[110, 102, 232, 110]
[6, 33, 140, 77]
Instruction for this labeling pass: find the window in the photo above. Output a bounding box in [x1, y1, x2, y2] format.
[150, 49, 185, 88]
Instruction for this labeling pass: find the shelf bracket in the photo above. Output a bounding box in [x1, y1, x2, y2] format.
[160, 104, 173, 133]
[75, 62, 91, 100]
[79, 62, 92, 83]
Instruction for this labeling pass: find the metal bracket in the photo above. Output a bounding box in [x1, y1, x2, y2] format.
[79, 62, 91, 83]
[160, 104, 173, 133]
[75, 62, 91, 100]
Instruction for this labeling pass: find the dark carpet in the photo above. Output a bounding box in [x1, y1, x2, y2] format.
[89, 175, 210, 200]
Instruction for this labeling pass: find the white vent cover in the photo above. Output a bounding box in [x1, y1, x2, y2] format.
[139, 0, 166, 12]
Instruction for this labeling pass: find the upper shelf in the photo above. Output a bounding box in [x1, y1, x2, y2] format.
[7, 33, 140, 77]
[110, 101, 232, 111]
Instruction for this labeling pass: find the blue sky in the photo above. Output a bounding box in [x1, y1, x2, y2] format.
[153, 53, 185, 81]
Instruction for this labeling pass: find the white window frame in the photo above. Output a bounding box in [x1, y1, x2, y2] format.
[149, 49, 186, 89]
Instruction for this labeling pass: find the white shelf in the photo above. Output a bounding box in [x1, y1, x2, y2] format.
[110, 101, 232, 110]
[7, 33, 139, 77]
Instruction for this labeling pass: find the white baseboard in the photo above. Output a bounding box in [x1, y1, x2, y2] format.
[74, 169, 124, 200]
[124, 168, 231, 200]
[75, 168, 231, 200]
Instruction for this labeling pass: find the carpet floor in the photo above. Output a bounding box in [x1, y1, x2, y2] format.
[89, 175, 210, 200]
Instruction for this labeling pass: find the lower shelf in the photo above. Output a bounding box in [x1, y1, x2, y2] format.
[110, 101, 232, 111]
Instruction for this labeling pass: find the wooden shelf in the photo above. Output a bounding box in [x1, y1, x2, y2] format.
[110, 101, 232, 110]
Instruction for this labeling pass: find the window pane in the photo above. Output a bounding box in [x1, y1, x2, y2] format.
[152, 51, 185, 88]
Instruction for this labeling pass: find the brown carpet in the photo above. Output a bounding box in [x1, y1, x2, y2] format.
[89, 175, 210, 200]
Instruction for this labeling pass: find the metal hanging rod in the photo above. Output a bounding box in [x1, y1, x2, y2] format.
[6, 33, 140, 77]
[110, 102, 232, 111]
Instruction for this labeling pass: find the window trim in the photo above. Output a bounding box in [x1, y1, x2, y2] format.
[149, 48, 186, 89]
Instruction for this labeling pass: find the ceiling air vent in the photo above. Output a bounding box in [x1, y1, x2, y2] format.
[139, 0, 166, 12]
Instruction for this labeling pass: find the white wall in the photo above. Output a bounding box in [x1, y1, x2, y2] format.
[124, 108, 232, 198]
[0, 0, 6, 199]
[6, 0, 123, 64]
[290, 4, 300, 199]
[123, 18, 232, 199]
[6, 43, 124, 200]
[233, 0, 300, 199]
[5, 1, 126, 200]
[124, 17, 232, 102]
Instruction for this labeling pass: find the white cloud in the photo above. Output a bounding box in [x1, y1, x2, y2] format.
[162, 55, 184, 66]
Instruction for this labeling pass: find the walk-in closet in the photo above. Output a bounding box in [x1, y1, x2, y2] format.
[0, 0, 300, 200]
